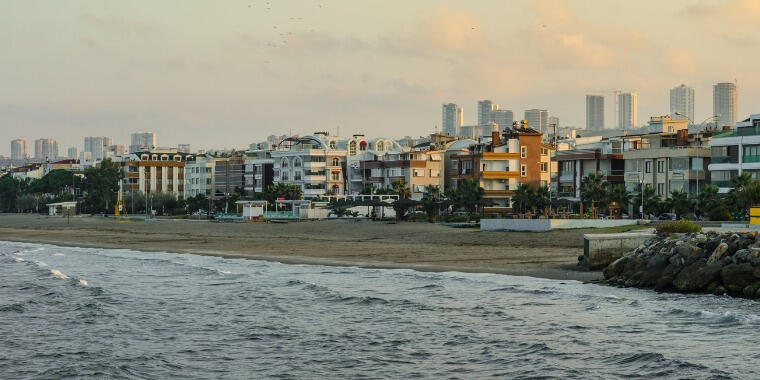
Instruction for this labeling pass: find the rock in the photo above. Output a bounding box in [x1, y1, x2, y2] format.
[672, 262, 723, 292]
[704, 239, 721, 255]
[734, 249, 751, 264]
[654, 263, 683, 292]
[721, 263, 756, 293]
[603, 256, 629, 279]
[743, 283, 760, 298]
[755, 287, 760, 297]
[726, 241, 739, 256]
[707, 242, 728, 264]
[693, 234, 708, 245]
[707, 281, 719, 294]
[748, 248, 760, 266]
[713, 286, 727, 295]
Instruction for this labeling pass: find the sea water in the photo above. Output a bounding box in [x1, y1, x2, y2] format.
[0, 241, 757, 379]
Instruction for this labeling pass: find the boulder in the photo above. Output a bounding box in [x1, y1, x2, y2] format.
[673, 262, 723, 292]
[707, 242, 728, 264]
[654, 263, 683, 292]
[721, 263, 756, 293]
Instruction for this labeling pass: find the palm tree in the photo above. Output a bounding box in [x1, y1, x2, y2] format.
[512, 183, 535, 214]
[734, 179, 760, 219]
[534, 186, 550, 214]
[454, 178, 485, 213]
[580, 172, 609, 212]
[607, 184, 631, 211]
[391, 179, 411, 200]
[632, 185, 661, 218]
[421, 185, 443, 222]
[666, 189, 692, 219]
[698, 184, 730, 221]
[731, 172, 753, 190]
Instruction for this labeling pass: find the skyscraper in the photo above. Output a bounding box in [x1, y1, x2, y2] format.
[585, 95, 604, 130]
[524, 109, 549, 133]
[713, 82, 738, 127]
[670, 84, 694, 122]
[442, 103, 463, 136]
[11, 139, 28, 161]
[618, 92, 638, 129]
[67, 147, 78, 159]
[84, 136, 113, 160]
[549, 116, 559, 128]
[491, 109, 513, 129]
[34, 138, 58, 160]
[129, 132, 157, 152]
[477, 100, 497, 125]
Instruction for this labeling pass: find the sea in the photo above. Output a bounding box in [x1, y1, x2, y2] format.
[1, 241, 758, 379]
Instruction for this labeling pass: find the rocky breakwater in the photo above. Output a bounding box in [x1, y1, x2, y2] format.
[602, 231, 760, 297]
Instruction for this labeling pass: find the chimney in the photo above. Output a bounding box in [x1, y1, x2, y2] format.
[491, 130, 500, 146]
[676, 129, 688, 146]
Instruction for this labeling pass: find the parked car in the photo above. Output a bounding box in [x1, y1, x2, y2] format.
[659, 213, 677, 220]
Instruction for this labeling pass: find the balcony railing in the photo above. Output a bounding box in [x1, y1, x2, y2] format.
[743, 155, 760, 163]
[712, 181, 732, 188]
[558, 191, 576, 197]
[711, 157, 736, 164]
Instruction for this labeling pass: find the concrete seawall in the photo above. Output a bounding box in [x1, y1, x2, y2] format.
[481, 219, 639, 232]
[582, 233, 656, 270]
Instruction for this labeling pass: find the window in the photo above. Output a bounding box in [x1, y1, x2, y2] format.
[744, 145, 760, 161]
[282, 172, 289, 181]
[293, 158, 301, 167]
[520, 164, 527, 177]
[349, 141, 357, 156]
[205, 167, 212, 173]
[376, 142, 384, 151]
[359, 141, 367, 151]
[657, 160, 665, 173]
[281, 158, 289, 168]
[331, 172, 340, 181]
[645, 161, 652, 173]
[561, 161, 573, 174]
[540, 147, 548, 156]
[332, 157, 340, 166]
[540, 162, 548, 172]
[206, 179, 211, 185]
[413, 169, 425, 177]
[413, 185, 425, 193]
[461, 160, 473, 174]
[430, 169, 440, 177]
[520, 146, 527, 158]
[294, 171, 302, 181]
[669, 157, 689, 171]
[657, 183, 664, 195]
[329, 141, 337, 149]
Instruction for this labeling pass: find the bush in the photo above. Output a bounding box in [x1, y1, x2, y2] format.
[655, 219, 702, 235]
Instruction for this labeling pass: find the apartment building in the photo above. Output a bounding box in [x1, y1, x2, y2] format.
[185, 156, 215, 198]
[554, 143, 625, 201]
[118, 149, 191, 200]
[214, 153, 245, 198]
[450, 126, 554, 213]
[356, 148, 444, 200]
[708, 114, 760, 192]
[244, 149, 274, 195]
[622, 118, 711, 198]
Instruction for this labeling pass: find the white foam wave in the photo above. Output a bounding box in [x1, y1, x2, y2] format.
[50, 269, 69, 280]
[217, 269, 232, 275]
[79, 279, 89, 287]
[53, 253, 65, 257]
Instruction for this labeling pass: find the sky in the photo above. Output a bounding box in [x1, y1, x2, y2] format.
[2, 0, 759, 156]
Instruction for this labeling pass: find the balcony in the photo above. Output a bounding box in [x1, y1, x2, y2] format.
[482, 152, 519, 160]
[484, 190, 513, 197]
[481, 171, 519, 179]
[712, 181, 732, 188]
[711, 156, 736, 164]
[743, 155, 760, 163]
[558, 191, 576, 198]
[304, 175, 326, 182]
[303, 161, 326, 169]
[303, 188, 326, 196]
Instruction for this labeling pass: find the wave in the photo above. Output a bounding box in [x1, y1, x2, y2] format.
[50, 269, 69, 280]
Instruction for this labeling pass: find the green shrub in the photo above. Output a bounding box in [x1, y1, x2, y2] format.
[655, 219, 702, 235]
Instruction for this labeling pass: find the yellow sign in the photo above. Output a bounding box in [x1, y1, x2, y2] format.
[751, 207, 760, 225]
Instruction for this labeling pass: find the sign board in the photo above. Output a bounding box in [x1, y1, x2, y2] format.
[277, 197, 285, 201]
[751, 207, 760, 225]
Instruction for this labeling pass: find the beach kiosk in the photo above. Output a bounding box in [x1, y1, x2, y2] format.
[235, 200, 268, 221]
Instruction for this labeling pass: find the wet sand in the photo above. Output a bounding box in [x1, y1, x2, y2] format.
[0, 214, 642, 281]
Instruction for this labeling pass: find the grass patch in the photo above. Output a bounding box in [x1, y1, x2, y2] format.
[655, 219, 702, 235]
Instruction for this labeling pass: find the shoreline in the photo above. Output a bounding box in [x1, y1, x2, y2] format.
[0, 215, 610, 282]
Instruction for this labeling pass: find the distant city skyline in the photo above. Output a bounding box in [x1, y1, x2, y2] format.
[2, 1, 758, 155]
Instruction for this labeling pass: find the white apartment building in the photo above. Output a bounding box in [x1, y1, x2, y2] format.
[586, 95, 604, 130]
[618, 92, 638, 129]
[708, 114, 760, 192]
[714, 82, 738, 127]
[670, 84, 694, 122]
[117, 148, 192, 200]
[185, 156, 215, 198]
[11, 139, 28, 161]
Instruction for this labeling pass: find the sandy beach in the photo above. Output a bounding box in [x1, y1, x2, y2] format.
[0, 214, 648, 281]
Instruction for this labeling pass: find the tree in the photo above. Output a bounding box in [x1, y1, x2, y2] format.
[27, 169, 75, 196]
[534, 186, 551, 214]
[733, 179, 760, 219]
[450, 178, 484, 213]
[632, 185, 662, 218]
[580, 172, 608, 212]
[124, 191, 147, 214]
[260, 183, 303, 203]
[186, 194, 209, 213]
[421, 184, 443, 222]
[391, 179, 411, 199]
[666, 189, 692, 220]
[82, 159, 122, 214]
[0, 175, 23, 212]
[697, 185, 730, 221]
[512, 183, 535, 214]
[607, 184, 631, 212]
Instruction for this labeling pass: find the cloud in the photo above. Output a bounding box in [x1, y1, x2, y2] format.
[418, 6, 489, 53]
[666, 48, 697, 75]
[681, 0, 760, 23]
